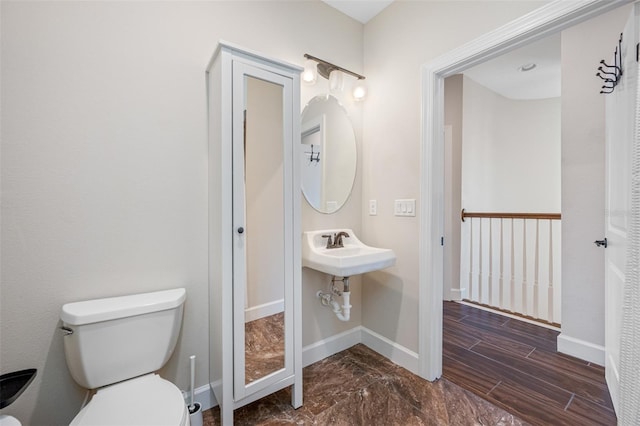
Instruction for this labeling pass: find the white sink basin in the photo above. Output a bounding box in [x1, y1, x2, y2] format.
[302, 229, 396, 277]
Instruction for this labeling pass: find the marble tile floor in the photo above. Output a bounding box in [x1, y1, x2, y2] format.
[203, 344, 527, 425]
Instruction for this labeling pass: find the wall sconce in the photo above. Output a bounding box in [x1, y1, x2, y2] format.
[329, 70, 344, 93]
[352, 80, 367, 102]
[303, 53, 366, 101]
[302, 59, 318, 85]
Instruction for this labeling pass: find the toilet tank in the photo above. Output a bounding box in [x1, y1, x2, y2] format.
[60, 288, 186, 389]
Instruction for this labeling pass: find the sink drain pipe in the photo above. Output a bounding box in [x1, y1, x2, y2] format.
[316, 276, 351, 322]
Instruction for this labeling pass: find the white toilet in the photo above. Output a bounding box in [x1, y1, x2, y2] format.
[60, 288, 189, 426]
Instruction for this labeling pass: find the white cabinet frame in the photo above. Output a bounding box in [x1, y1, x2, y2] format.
[207, 41, 302, 425]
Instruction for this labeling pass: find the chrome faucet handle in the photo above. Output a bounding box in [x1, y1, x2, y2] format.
[321, 234, 333, 249]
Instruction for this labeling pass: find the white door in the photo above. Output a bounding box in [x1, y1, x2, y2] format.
[604, 6, 638, 415]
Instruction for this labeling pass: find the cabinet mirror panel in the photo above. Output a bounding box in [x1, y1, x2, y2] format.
[243, 75, 286, 385]
[301, 95, 357, 214]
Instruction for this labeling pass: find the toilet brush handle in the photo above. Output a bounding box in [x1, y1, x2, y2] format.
[189, 355, 196, 409]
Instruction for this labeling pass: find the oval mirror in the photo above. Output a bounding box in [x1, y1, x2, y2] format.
[301, 95, 357, 213]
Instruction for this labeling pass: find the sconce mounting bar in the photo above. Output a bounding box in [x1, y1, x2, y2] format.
[304, 53, 366, 80]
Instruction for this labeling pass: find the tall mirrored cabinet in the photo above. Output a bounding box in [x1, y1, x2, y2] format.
[207, 42, 302, 425]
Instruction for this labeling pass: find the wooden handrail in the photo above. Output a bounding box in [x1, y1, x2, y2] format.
[461, 209, 561, 222]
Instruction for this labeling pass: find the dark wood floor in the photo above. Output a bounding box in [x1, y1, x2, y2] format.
[443, 301, 617, 425]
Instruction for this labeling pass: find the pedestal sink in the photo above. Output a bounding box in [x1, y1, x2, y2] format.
[302, 229, 396, 277]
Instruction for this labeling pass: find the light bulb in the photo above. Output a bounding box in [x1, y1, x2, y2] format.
[302, 59, 317, 85]
[329, 70, 344, 93]
[352, 80, 367, 101]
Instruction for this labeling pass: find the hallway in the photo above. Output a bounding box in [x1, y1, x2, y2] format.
[443, 301, 616, 425]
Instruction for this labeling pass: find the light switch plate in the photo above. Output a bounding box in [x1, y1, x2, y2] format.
[369, 200, 377, 216]
[394, 199, 416, 217]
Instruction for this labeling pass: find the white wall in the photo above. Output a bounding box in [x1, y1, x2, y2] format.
[361, 0, 547, 354]
[0, 2, 363, 424]
[559, 4, 633, 363]
[461, 76, 561, 213]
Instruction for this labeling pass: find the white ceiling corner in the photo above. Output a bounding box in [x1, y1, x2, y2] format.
[320, 0, 559, 100]
[321, 0, 394, 24]
[463, 33, 561, 100]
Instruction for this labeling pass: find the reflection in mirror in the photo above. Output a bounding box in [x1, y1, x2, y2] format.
[244, 76, 285, 384]
[301, 95, 356, 214]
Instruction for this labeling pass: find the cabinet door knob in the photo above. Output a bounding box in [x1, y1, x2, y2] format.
[237, 227, 244, 234]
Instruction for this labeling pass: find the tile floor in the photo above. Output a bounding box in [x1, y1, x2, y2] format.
[202, 344, 526, 425]
[443, 301, 616, 425]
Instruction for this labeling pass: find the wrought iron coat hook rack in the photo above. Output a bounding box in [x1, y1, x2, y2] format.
[305, 144, 320, 164]
[597, 33, 623, 94]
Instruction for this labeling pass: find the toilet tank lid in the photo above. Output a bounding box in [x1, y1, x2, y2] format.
[61, 288, 186, 326]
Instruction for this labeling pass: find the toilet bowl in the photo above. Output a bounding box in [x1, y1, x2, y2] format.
[61, 288, 188, 426]
[70, 374, 188, 426]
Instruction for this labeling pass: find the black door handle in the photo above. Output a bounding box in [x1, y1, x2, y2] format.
[594, 238, 607, 248]
[237, 227, 244, 234]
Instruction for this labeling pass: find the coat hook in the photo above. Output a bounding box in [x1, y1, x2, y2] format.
[305, 144, 320, 164]
[597, 33, 624, 95]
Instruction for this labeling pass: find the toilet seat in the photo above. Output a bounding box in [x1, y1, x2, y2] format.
[0, 415, 21, 426]
[70, 374, 189, 426]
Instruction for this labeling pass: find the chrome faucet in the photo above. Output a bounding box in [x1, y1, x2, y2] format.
[321, 231, 350, 249]
[333, 231, 350, 248]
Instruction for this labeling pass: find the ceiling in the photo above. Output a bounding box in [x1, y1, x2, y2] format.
[462, 33, 561, 100]
[322, 0, 394, 24]
[321, 1, 560, 100]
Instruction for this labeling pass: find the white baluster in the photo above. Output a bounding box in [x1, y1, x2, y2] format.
[499, 218, 504, 310]
[522, 220, 527, 316]
[533, 219, 540, 319]
[469, 218, 474, 301]
[478, 218, 483, 304]
[548, 219, 554, 322]
[510, 219, 515, 312]
[488, 218, 493, 306]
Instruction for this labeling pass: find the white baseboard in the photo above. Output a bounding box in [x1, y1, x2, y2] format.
[361, 327, 420, 375]
[302, 326, 362, 367]
[245, 299, 284, 322]
[199, 326, 420, 411]
[557, 333, 605, 366]
[449, 287, 467, 301]
[302, 326, 419, 374]
[182, 383, 217, 411]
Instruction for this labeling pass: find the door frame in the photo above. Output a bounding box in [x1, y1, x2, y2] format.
[418, 0, 634, 380]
